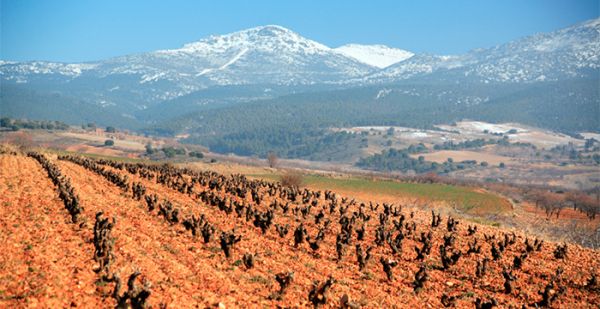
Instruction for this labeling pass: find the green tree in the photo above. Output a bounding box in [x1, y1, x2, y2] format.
[584, 139, 595, 151]
[162, 147, 176, 158]
[145, 143, 154, 155]
[188, 151, 204, 159]
[0, 117, 10, 127]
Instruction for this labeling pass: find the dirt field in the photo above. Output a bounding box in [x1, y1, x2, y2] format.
[0, 155, 104, 307]
[437, 121, 582, 149]
[64, 144, 132, 158]
[3, 124, 598, 192]
[1, 151, 598, 307]
[59, 132, 148, 152]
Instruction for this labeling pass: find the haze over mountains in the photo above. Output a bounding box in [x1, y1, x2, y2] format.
[1, 18, 599, 139]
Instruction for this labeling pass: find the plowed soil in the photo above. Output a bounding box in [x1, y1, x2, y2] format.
[0, 155, 102, 307]
[1, 153, 599, 308]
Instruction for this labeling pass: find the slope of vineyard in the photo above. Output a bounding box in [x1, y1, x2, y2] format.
[0, 155, 103, 307]
[0, 149, 599, 308]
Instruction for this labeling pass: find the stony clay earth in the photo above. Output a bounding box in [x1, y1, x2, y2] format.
[0, 152, 598, 308]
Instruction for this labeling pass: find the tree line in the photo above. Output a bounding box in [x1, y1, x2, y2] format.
[0, 117, 69, 131]
[356, 148, 480, 174]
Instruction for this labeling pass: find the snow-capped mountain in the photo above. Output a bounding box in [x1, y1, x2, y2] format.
[1, 25, 376, 103]
[101, 25, 377, 87]
[463, 17, 600, 83]
[1, 19, 599, 129]
[365, 18, 600, 83]
[334, 44, 413, 68]
[3, 19, 598, 100]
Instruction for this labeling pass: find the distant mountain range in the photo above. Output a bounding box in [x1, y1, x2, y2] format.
[1, 18, 598, 135]
[363, 18, 600, 84]
[1, 25, 380, 107]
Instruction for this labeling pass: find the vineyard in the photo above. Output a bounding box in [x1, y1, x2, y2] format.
[0, 149, 599, 308]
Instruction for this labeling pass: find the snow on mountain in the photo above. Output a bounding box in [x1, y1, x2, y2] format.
[463, 17, 600, 82]
[163, 25, 330, 56]
[334, 44, 413, 68]
[364, 17, 600, 83]
[98, 24, 375, 86]
[147, 25, 376, 86]
[0, 61, 97, 78]
[1, 19, 598, 106]
[0, 25, 380, 102]
[361, 54, 475, 82]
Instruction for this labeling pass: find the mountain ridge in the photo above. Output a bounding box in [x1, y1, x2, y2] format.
[2, 19, 598, 89]
[363, 17, 600, 84]
[1, 19, 598, 133]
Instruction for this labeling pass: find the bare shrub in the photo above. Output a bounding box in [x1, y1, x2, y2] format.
[267, 152, 278, 168]
[280, 170, 303, 188]
[526, 218, 600, 249]
[561, 221, 600, 249]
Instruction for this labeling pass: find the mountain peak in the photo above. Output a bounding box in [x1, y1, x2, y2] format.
[248, 24, 294, 35]
[170, 24, 330, 55]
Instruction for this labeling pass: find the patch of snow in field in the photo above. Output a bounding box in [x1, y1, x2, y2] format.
[580, 132, 600, 140]
[403, 132, 429, 138]
[463, 121, 514, 133]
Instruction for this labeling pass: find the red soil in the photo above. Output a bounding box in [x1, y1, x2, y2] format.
[1, 153, 599, 308]
[0, 155, 103, 308]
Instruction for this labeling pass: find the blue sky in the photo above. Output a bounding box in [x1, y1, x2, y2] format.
[1, 0, 598, 62]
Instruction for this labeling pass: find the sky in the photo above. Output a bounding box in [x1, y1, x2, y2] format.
[1, 0, 598, 62]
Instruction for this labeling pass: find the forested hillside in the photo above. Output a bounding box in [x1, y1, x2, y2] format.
[145, 78, 598, 159]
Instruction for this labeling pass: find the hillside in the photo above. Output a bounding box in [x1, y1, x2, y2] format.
[1, 149, 598, 307]
[363, 18, 600, 84]
[147, 78, 598, 160]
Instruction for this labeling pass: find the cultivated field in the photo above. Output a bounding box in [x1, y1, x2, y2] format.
[2, 120, 599, 191]
[1, 148, 598, 307]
